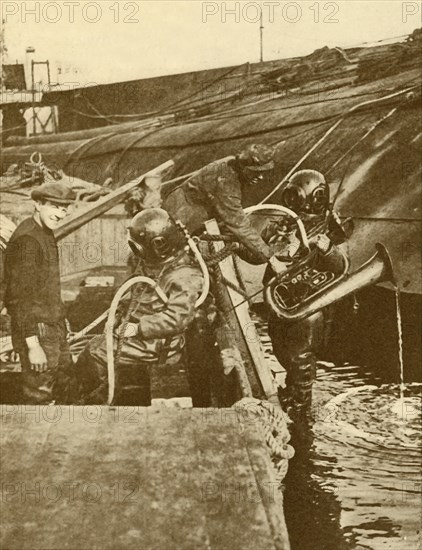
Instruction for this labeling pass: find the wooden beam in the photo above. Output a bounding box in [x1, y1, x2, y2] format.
[205, 219, 280, 406]
[54, 160, 174, 241]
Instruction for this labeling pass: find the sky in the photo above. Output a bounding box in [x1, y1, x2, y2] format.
[2, 1, 420, 86]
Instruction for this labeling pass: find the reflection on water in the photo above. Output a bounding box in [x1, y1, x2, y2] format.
[256, 315, 422, 550]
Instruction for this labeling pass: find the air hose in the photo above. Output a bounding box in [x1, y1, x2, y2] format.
[105, 276, 168, 405]
[176, 220, 210, 308]
[184, 235, 210, 308]
[105, 236, 210, 405]
[244, 203, 310, 250]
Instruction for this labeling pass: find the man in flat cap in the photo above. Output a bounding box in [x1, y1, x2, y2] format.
[163, 143, 285, 273]
[4, 182, 76, 404]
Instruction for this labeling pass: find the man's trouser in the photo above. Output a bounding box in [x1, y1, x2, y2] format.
[13, 321, 74, 404]
[268, 312, 324, 413]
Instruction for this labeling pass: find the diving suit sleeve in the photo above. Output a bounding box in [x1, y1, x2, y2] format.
[137, 268, 203, 339]
[213, 177, 271, 263]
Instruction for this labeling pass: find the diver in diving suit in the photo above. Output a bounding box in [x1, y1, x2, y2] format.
[262, 170, 347, 416]
[76, 208, 204, 405]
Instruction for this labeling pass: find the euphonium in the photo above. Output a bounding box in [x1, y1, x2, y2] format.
[265, 243, 395, 321]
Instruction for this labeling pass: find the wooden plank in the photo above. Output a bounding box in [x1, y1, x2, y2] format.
[0, 406, 290, 550]
[205, 236, 264, 399]
[59, 217, 130, 276]
[54, 160, 174, 241]
[205, 219, 280, 406]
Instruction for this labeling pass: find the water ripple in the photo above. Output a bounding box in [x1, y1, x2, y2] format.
[255, 313, 421, 550]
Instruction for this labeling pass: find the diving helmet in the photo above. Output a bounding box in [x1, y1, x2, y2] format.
[281, 170, 329, 216]
[128, 208, 185, 263]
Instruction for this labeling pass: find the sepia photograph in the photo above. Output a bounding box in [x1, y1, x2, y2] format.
[0, 1, 421, 549]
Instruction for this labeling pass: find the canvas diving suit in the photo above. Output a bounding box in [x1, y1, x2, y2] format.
[76, 251, 203, 404]
[262, 217, 346, 414]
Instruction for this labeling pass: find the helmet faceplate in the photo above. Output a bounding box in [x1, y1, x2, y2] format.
[282, 170, 329, 216]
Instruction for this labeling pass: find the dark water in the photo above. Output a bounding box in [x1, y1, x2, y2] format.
[2, 283, 421, 549]
[256, 314, 422, 550]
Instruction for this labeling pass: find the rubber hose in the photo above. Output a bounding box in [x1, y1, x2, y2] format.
[105, 276, 168, 405]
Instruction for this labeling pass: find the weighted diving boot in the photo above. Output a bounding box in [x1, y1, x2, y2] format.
[280, 352, 317, 421]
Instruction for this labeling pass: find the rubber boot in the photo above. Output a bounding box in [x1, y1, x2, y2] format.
[269, 312, 323, 419]
[283, 352, 317, 419]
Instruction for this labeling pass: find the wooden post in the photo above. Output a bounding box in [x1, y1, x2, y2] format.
[205, 219, 280, 406]
[46, 60, 58, 133]
[31, 60, 36, 136]
[54, 160, 174, 241]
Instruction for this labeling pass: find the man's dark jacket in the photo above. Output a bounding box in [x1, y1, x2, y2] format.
[164, 157, 271, 262]
[4, 217, 64, 340]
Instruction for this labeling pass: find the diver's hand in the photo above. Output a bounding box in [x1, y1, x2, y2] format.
[122, 322, 139, 338]
[268, 255, 290, 275]
[311, 234, 331, 254]
[285, 239, 301, 258]
[26, 337, 48, 372]
[315, 233, 331, 254]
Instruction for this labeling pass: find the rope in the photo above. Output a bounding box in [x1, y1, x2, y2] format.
[192, 86, 397, 125]
[68, 310, 109, 345]
[331, 150, 356, 208]
[219, 273, 250, 300]
[341, 215, 421, 223]
[0, 190, 29, 197]
[211, 269, 232, 324]
[200, 234, 269, 307]
[155, 62, 250, 114]
[233, 397, 294, 484]
[328, 104, 402, 208]
[113, 125, 169, 175]
[259, 84, 419, 205]
[232, 254, 251, 306]
[328, 105, 399, 178]
[340, 32, 411, 49]
[205, 236, 241, 328]
[199, 233, 251, 300]
[200, 233, 237, 242]
[203, 244, 238, 267]
[94, 112, 343, 151]
[64, 63, 249, 124]
[64, 132, 116, 172]
[81, 95, 124, 125]
[159, 121, 336, 202]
